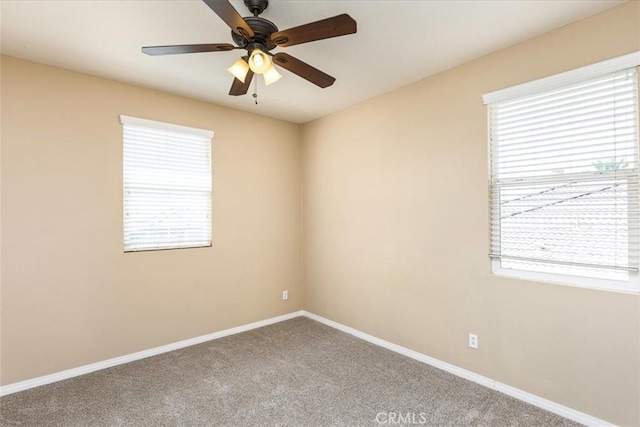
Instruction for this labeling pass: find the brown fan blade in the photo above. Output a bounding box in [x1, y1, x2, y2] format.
[272, 53, 335, 88]
[142, 43, 236, 56]
[202, 0, 254, 38]
[229, 69, 254, 96]
[271, 14, 356, 47]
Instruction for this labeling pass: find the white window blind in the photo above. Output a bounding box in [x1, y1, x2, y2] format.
[121, 115, 213, 252]
[487, 66, 639, 291]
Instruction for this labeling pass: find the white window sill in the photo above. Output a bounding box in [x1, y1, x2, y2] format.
[491, 260, 640, 295]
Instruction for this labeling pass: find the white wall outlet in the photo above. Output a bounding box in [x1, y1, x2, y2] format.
[469, 333, 478, 349]
[282, 290, 288, 301]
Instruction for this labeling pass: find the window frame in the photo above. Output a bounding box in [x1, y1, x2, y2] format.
[120, 115, 213, 253]
[484, 52, 640, 293]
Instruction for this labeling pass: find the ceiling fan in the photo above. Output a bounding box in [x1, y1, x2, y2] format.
[142, 0, 357, 96]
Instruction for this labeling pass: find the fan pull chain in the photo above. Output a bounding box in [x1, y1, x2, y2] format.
[253, 77, 258, 105]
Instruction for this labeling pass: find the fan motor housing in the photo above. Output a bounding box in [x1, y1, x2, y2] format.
[232, 16, 279, 50]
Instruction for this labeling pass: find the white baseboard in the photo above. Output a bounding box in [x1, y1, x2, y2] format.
[0, 308, 614, 427]
[302, 311, 613, 427]
[0, 310, 304, 397]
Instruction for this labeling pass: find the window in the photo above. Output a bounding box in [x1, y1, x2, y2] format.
[120, 115, 213, 252]
[484, 53, 640, 292]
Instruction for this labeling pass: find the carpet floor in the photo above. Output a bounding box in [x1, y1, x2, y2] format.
[0, 317, 580, 426]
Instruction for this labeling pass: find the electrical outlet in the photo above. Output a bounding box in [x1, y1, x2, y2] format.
[282, 290, 288, 301]
[469, 333, 478, 349]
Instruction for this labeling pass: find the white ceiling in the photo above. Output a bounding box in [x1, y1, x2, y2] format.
[1, 0, 625, 124]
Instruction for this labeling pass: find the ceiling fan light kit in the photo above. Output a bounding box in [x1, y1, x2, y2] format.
[142, 0, 357, 98]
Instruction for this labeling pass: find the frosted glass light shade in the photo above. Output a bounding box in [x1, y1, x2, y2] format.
[227, 58, 250, 83]
[263, 65, 282, 86]
[248, 49, 271, 74]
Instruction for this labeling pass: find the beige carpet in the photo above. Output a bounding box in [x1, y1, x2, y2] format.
[0, 317, 580, 426]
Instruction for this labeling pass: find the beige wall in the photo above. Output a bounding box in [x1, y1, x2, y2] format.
[302, 3, 640, 426]
[0, 56, 303, 385]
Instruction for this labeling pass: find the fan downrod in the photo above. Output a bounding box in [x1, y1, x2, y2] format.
[244, 0, 268, 16]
